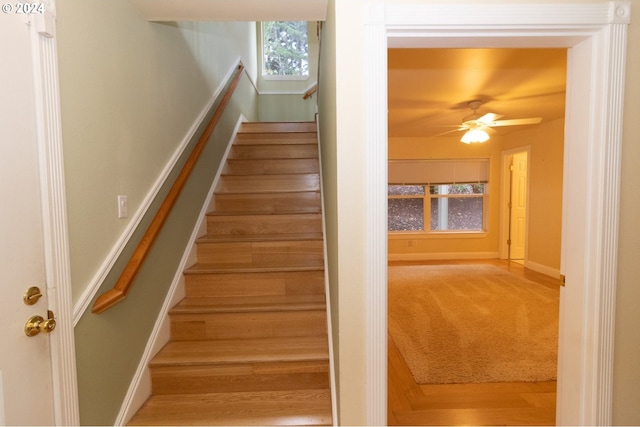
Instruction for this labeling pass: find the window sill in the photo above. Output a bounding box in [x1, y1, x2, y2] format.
[388, 231, 488, 239]
[261, 74, 310, 81]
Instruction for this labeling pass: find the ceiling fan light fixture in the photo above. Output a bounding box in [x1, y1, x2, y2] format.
[461, 128, 490, 144]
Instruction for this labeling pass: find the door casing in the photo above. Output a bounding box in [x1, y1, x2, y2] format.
[26, 2, 80, 424]
[363, 2, 630, 426]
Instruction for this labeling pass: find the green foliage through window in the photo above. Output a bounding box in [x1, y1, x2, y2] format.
[263, 21, 309, 77]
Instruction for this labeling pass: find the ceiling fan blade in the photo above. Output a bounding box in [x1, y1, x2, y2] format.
[477, 112, 503, 124]
[431, 128, 464, 137]
[490, 117, 542, 127]
[483, 126, 497, 135]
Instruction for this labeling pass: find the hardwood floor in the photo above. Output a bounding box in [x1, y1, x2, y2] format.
[388, 259, 560, 426]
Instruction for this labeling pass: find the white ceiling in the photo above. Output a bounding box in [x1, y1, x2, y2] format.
[388, 48, 567, 139]
[129, 0, 327, 21]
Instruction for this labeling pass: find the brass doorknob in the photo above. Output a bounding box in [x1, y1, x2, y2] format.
[24, 310, 56, 337]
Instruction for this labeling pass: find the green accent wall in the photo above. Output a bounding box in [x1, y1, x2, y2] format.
[57, 2, 258, 424]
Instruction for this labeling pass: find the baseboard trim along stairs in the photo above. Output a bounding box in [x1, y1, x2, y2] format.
[127, 122, 333, 426]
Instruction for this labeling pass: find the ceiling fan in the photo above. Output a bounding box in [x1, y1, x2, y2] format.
[446, 100, 543, 143]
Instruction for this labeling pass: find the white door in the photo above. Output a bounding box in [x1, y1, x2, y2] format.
[0, 13, 56, 426]
[509, 152, 528, 260]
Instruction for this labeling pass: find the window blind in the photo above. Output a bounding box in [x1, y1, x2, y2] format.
[388, 159, 490, 185]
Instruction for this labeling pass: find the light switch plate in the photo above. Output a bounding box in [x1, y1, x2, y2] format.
[118, 195, 128, 218]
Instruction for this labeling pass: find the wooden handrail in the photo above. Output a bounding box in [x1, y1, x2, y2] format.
[92, 63, 245, 314]
[303, 84, 317, 100]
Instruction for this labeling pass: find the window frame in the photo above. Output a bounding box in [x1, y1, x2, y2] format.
[260, 21, 310, 81]
[388, 183, 489, 235]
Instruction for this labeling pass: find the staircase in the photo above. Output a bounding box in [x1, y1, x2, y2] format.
[128, 122, 333, 426]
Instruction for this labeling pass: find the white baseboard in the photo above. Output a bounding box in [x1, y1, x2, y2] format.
[115, 115, 244, 426]
[72, 60, 241, 325]
[388, 252, 500, 262]
[524, 260, 561, 279]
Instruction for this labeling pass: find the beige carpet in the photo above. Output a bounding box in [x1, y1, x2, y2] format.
[388, 264, 559, 384]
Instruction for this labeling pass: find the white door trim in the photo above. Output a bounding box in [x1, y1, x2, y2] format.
[29, 2, 80, 424]
[364, 2, 630, 426]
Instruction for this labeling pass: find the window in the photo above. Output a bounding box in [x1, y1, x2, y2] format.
[388, 159, 489, 233]
[262, 21, 309, 78]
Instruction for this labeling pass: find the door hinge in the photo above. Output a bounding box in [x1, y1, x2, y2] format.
[507, 239, 511, 245]
[560, 274, 566, 287]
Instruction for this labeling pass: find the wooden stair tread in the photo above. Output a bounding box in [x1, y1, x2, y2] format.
[198, 233, 323, 243]
[171, 295, 326, 314]
[224, 158, 320, 175]
[127, 389, 332, 426]
[207, 210, 321, 217]
[207, 212, 322, 218]
[229, 145, 318, 160]
[235, 134, 318, 146]
[230, 143, 318, 150]
[188, 260, 324, 271]
[216, 174, 320, 194]
[214, 190, 320, 195]
[228, 146, 318, 155]
[219, 173, 319, 180]
[189, 255, 324, 268]
[214, 190, 320, 199]
[151, 337, 329, 366]
[213, 193, 321, 214]
[239, 122, 317, 133]
[185, 264, 324, 275]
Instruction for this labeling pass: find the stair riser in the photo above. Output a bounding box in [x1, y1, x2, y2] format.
[196, 240, 324, 267]
[206, 214, 322, 237]
[213, 192, 321, 213]
[229, 145, 318, 160]
[150, 361, 330, 395]
[217, 174, 320, 194]
[184, 271, 326, 298]
[224, 159, 319, 175]
[235, 132, 318, 146]
[170, 311, 328, 340]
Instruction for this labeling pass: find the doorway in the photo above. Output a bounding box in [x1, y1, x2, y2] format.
[502, 148, 531, 264]
[0, 6, 79, 425]
[386, 46, 560, 422]
[363, 3, 629, 425]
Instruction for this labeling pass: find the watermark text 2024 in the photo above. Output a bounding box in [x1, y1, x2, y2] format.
[2, 3, 45, 14]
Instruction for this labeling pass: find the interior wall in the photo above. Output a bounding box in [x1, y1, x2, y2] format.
[319, 0, 369, 424]
[502, 119, 564, 272]
[57, 1, 258, 304]
[388, 136, 503, 259]
[317, 0, 343, 421]
[613, 2, 640, 423]
[257, 93, 317, 121]
[56, 1, 258, 424]
[329, 0, 640, 425]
